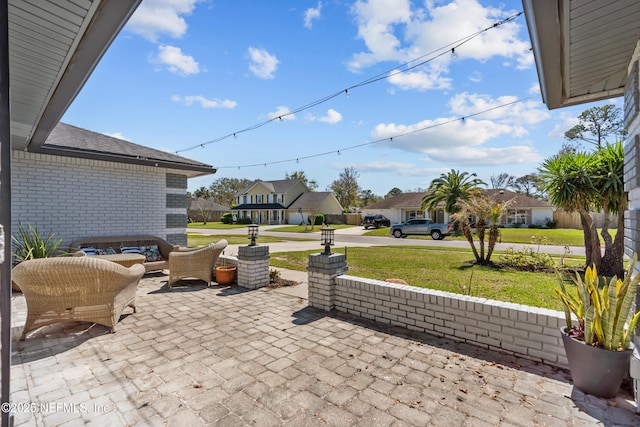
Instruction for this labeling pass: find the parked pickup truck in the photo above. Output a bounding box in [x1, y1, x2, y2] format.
[390, 219, 452, 240]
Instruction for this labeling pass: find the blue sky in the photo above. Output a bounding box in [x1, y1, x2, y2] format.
[61, 0, 620, 196]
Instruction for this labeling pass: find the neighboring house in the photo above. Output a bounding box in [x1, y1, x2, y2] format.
[231, 179, 343, 224]
[361, 189, 554, 227]
[360, 193, 446, 225]
[188, 198, 230, 223]
[11, 123, 216, 247]
[484, 189, 554, 227]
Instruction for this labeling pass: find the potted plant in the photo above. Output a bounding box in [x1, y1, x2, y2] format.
[555, 256, 640, 398]
[214, 254, 236, 286]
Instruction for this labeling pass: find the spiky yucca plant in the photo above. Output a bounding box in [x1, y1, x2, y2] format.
[11, 222, 63, 262]
[556, 255, 640, 351]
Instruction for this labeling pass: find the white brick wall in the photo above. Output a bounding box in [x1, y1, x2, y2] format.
[334, 275, 568, 368]
[11, 151, 173, 246]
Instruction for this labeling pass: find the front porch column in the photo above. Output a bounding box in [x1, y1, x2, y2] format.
[623, 39, 640, 411]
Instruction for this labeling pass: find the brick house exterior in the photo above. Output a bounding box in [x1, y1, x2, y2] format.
[11, 123, 215, 247]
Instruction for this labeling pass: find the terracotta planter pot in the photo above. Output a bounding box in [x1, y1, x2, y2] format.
[560, 326, 632, 398]
[215, 266, 236, 285]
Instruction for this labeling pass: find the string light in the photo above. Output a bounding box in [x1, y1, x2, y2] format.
[216, 95, 534, 170]
[175, 11, 524, 154]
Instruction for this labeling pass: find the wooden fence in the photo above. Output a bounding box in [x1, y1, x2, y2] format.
[552, 211, 618, 229]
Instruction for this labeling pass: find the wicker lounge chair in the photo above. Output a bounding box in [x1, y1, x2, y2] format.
[12, 256, 145, 340]
[168, 239, 228, 287]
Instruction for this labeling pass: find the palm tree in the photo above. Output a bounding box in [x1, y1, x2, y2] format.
[538, 151, 602, 271]
[592, 142, 626, 277]
[421, 170, 486, 218]
[452, 193, 512, 264]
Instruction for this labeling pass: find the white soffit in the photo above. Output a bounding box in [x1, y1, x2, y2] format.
[523, 0, 640, 110]
[8, 0, 140, 150]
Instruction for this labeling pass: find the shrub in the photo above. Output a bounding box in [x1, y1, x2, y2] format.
[545, 218, 558, 229]
[500, 246, 554, 270]
[12, 222, 63, 262]
[221, 213, 233, 224]
[238, 216, 253, 224]
[314, 214, 324, 225]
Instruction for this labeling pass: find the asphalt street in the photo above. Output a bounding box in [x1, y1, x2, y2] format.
[189, 225, 586, 257]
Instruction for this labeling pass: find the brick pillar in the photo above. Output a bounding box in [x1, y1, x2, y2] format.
[237, 245, 270, 289]
[307, 253, 348, 311]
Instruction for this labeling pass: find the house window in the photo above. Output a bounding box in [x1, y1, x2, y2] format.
[507, 209, 528, 225]
[257, 194, 263, 204]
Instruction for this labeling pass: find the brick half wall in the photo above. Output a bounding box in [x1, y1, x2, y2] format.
[333, 275, 568, 368]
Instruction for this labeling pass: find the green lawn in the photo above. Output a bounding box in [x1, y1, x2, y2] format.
[267, 224, 354, 233]
[188, 222, 249, 229]
[187, 233, 314, 246]
[270, 246, 584, 311]
[365, 226, 617, 247]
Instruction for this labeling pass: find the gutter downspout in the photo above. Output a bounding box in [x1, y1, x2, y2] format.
[0, 1, 12, 425]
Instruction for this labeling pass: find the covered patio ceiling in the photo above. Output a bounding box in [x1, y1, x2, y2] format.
[522, 0, 640, 110]
[8, 0, 141, 151]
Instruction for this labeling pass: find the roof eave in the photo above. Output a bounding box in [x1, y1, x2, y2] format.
[26, 0, 143, 150]
[37, 145, 216, 178]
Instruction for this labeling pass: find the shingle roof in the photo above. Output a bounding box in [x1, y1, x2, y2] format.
[363, 189, 552, 210]
[39, 123, 216, 177]
[363, 193, 426, 209]
[288, 192, 335, 210]
[237, 179, 304, 195]
[484, 189, 552, 208]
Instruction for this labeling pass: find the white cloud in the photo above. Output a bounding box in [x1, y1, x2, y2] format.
[469, 71, 482, 83]
[448, 92, 550, 126]
[103, 132, 130, 141]
[304, 2, 322, 29]
[387, 69, 452, 91]
[426, 146, 543, 166]
[372, 118, 513, 152]
[367, 91, 548, 167]
[248, 47, 280, 79]
[267, 106, 295, 121]
[128, 0, 201, 42]
[529, 82, 541, 95]
[157, 45, 200, 75]
[548, 114, 580, 139]
[348, 0, 532, 86]
[171, 95, 237, 109]
[307, 109, 343, 124]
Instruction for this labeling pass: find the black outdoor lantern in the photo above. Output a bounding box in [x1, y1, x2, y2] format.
[320, 226, 335, 255]
[248, 224, 259, 246]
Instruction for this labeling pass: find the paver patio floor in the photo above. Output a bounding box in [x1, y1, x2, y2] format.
[9, 273, 639, 426]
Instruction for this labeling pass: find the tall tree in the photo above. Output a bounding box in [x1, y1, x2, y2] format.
[191, 197, 218, 225]
[385, 187, 403, 199]
[513, 174, 543, 199]
[489, 173, 515, 189]
[359, 189, 379, 207]
[193, 186, 212, 199]
[329, 167, 361, 211]
[285, 170, 318, 191]
[420, 170, 486, 215]
[593, 142, 626, 278]
[539, 151, 602, 271]
[564, 105, 626, 151]
[208, 177, 254, 207]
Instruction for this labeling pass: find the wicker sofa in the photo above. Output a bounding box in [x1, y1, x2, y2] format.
[69, 235, 179, 273]
[12, 256, 145, 340]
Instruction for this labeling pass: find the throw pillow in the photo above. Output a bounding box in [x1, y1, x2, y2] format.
[140, 245, 163, 262]
[80, 247, 96, 256]
[120, 245, 142, 254]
